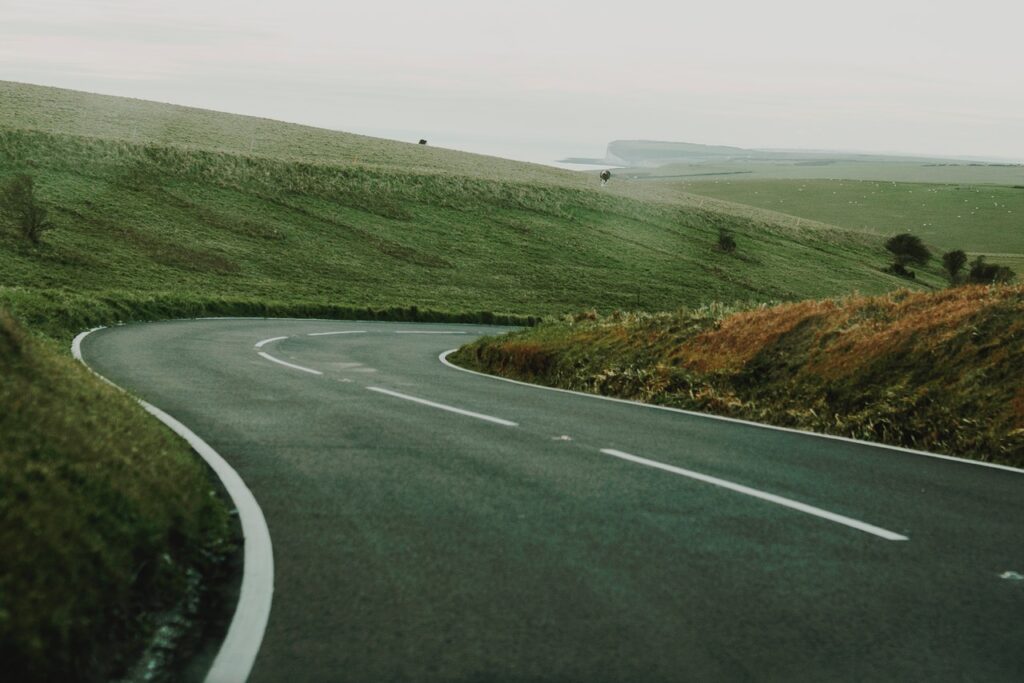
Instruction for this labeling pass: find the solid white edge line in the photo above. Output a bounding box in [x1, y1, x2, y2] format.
[307, 330, 367, 336]
[72, 327, 273, 683]
[143, 403, 275, 683]
[439, 350, 1024, 475]
[366, 386, 518, 427]
[601, 449, 908, 541]
[256, 351, 323, 375]
[254, 335, 288, 349]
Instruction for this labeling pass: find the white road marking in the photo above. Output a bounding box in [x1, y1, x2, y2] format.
[257, 351, 323, 376]
[366, 386, 518, 427]
[73, 328, 274, 683]
[601, 448, 908, 541]
[308, 330, 367, 336]
[145, 404, 276, 683]
[439, 350, 1024, 475]
[254, 336, 287, 349]
[395, 330, 467, 334]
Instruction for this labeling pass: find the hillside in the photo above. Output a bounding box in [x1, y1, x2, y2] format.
[0, 81, 942, 338]
[451, 285, 1024, 467]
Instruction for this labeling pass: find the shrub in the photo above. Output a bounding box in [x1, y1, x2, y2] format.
[942, 250, 968, 282]
[715, 228, 737, 253]
[968, 256, 1016, 284]
[0, 174, 52, 244]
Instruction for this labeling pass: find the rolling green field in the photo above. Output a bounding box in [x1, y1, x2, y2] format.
[0, 81, 947, 339]
[675, 178, 1024, 274]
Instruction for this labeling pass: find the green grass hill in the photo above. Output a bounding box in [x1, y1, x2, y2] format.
[0, 80, 947, 340]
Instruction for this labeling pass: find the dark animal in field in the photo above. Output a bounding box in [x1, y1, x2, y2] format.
[600, 170, 611, 185]
[418, 139, 427, 145]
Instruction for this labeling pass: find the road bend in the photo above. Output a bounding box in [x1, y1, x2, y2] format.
[81, 319, 1024, 682]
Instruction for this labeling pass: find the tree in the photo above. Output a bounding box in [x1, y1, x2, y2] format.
[885, 233, 931, 266]
[1, 174, 52, 245]
[941, 249, 968, 282]
[715, 227, 737, 253]
[968, 256, 1016, 284]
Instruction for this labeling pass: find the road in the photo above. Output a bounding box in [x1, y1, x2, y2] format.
[80, 318, 1024, 682]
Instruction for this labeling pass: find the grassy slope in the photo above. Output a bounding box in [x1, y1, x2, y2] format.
[452, 285, 1024, 467]
[677, 178, 1024, 273]
[0, 81, 946, 341]
[0, 313, 232, 681]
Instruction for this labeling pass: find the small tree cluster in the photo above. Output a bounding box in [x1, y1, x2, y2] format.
[968, 256, 1016, 284]
[940, 249, 1015, 285]
[1, 174, 52, 245]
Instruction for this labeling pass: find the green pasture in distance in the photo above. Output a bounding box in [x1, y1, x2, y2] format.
[621, 160, 1024, 186]
[677, 179, 1024, 262]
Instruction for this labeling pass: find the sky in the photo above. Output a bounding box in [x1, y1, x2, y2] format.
[2, 0, 1023, 164]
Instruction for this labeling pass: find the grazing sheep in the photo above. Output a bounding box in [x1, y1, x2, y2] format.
[600, 170, 611, 185]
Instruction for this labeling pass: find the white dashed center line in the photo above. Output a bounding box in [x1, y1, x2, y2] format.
[366, 386, 518, 426]
[601, 448, 908, 541]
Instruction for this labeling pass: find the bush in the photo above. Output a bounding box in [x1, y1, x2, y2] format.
[715, 228, 737, 253]
[0, 174, 52, 244]
[942, 250, 968, 282]
[885, 233, 930, 267]
[968, 256, 1016, 284]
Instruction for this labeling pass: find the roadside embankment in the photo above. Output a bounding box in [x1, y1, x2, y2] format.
[451, 285, 1024, 467]
[0, 311, 233, 681]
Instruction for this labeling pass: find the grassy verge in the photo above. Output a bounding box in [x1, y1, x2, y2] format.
[451, 285, 1024, 467]
[0, 312, 233, 681]
[0, 287, 538, 344]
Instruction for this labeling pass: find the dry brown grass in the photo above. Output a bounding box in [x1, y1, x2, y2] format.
[455, 285, 1024, 465]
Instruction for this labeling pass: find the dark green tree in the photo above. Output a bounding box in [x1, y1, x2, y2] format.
[941, 249, 968, 282]
[885, 233, 931, 266]
[1, 174, 52, 245]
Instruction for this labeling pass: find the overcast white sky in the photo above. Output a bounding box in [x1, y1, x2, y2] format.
[3, 0, 1023, 163]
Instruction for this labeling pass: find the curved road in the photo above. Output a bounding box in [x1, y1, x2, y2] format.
[81, 319, 1024, 682]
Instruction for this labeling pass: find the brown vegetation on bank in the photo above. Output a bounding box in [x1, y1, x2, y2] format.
[453, 286, 1024, 466]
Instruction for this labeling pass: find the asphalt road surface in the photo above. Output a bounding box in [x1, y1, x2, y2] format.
[81, 319, 1024, 682]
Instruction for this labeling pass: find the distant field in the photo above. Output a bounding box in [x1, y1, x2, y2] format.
[621, 161, 1024, 186]
[675, 178, 1024, 271]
